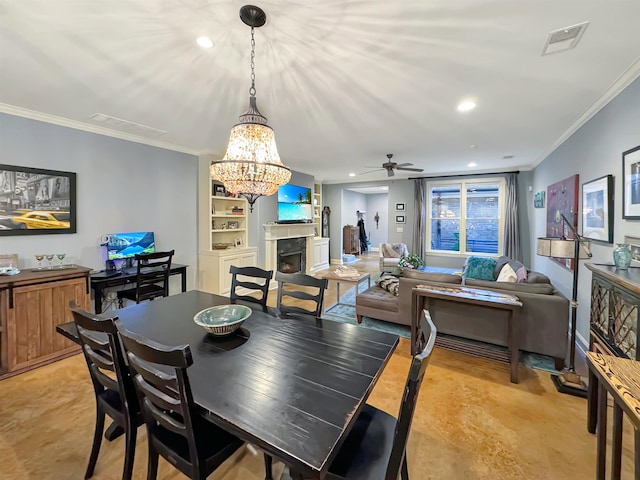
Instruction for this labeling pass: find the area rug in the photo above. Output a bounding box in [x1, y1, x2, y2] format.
[322, 277, 560, 373]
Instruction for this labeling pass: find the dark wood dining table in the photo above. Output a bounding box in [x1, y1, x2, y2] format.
[57, 290, 399, 479]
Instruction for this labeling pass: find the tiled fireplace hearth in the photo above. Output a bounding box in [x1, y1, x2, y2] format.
[264, 223, 315, 282]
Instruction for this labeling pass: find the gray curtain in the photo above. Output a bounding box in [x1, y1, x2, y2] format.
[413, 179, 427, 256]
[504, 173, 521, 262]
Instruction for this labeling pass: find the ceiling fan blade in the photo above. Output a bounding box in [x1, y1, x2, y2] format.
[396, 167, 424, 172]
[363, 166, 382, 169]
[358, 168, 384, 175]
[387, 169, 395, 177]
[394, 163, 413, 168]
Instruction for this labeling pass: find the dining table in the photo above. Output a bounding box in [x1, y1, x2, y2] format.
[57, 290, 400, 479]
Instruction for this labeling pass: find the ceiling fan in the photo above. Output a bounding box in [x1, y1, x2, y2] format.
[361, 154, 424, 177]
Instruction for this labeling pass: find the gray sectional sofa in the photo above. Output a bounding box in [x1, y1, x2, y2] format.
[355, 269, 570, 369]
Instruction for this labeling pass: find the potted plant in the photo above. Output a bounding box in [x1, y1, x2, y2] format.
[398, 253, 426, 269]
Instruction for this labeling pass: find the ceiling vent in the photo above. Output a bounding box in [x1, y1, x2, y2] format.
[89, 113, 167, 137]
[541, 21, 589, 56]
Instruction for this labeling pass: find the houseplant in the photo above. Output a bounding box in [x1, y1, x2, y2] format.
[398, 253, 426, 269]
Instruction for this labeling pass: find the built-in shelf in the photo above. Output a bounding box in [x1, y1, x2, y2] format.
[211, 228, 246, 233]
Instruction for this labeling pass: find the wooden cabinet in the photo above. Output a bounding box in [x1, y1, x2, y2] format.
[198, 248, 258, 295]
[311, 237, 330, 272]
[0, 267, 91, 377]
[343, 225, 360, 255]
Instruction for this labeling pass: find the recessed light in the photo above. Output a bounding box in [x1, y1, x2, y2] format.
[468, 162, 477, 167]
[196, 36, 214, 48]
[457, 100, 476, 112]
[469, 144, 477, 149]
[348, 173, 356, 177]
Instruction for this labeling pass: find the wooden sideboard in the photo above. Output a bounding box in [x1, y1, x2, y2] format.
[586, 263, 639, 435]
[0, 266, 91, 378]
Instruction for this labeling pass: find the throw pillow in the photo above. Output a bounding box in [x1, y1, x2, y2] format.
[497, 264, 518, 283]
[527, 271, 551, 284]
[493, 256, 527, 283]
[375, 273, 400, 296]
[462, 256, 497, 281]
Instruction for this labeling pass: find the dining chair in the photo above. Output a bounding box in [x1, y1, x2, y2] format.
[275, 271, 328, 320]
[117, 250, 174, 308]
[325, 309, 437, 480]
[117, 327, 244, 480]
[229, 265, 273, 313]
[70, 302, 141, 480]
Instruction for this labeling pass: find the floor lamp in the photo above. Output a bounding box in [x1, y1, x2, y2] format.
[536, 213, 592, 398]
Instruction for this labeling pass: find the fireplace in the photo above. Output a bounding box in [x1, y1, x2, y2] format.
[277, 237, 307, 274]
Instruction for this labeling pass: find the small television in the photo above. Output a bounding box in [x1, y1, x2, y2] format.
[277, 184, 313, 224]
[107, 232, 156, 260]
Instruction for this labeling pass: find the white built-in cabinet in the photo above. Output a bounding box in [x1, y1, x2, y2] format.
[311, 237, 330, 272]
[197, 178, 258, 295]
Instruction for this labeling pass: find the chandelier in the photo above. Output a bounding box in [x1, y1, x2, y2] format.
[210, 5, 291, 212]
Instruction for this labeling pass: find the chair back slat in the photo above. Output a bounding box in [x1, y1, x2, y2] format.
[134, 250, 174, 302]
[117, 327, 204, 469]
[386, 309, 437, 479]
[70, 302, 137, 415]
[275, 272, 328, 319]
[229, 265, 272, 312]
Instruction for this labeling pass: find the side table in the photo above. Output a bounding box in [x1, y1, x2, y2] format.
[318, 270, 371, 318]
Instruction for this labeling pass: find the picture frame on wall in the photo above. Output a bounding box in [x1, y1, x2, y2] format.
[395, 203, 405, 211]
[395, 215, 405, 224]
[0, 164, 77, 236]
[582, 175, 613, 243]
[533, 191, 545, 208]
[622, 145, 640, 220]
[547, 174, 579, 270]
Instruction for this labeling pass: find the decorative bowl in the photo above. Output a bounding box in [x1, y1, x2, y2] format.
[193, 304, 251, 335]
[212, 243, 230, 250]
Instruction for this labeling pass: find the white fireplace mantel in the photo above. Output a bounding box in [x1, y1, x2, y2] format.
[263, 223, 316, 278]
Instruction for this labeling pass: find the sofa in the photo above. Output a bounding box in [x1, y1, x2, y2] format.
[355, 268, 570, 369]
[379, 243, 409, 272]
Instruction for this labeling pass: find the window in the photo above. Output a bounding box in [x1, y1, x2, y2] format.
[427, 178, 505, 256]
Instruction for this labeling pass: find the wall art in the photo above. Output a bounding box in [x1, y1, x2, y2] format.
[622, 145, 640, 220]
[546, 174, 579, 270]
[582, 175, 613, 243]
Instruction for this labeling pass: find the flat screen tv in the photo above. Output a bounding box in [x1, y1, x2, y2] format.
[277, 184, 313, 224]
[107, 231, 156, 260]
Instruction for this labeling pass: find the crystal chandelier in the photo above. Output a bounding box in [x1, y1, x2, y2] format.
[210, 5, 291, 212]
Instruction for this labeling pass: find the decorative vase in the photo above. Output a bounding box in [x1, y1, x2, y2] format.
[612, 243, 632, 270]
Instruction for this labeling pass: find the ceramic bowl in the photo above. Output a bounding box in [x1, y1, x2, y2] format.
[193, 304, 251, 335]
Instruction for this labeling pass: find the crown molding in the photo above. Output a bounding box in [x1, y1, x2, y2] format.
[0, 103, 201, 156]
[533, 57, 640, 168]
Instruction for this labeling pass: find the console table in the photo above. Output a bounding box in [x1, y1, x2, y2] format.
[586, 264, 639, 435]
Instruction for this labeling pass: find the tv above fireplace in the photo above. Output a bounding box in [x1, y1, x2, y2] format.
[277, 184, 313, 224]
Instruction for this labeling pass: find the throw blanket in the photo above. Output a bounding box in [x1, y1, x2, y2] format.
[381, 243, 408, 258]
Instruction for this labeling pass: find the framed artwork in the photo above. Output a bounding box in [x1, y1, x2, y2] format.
[234, 236, 243, 247]
[547, 174, 579, 270]
[622, 145, 640, 219]
[227, 221, 239, 229]
[0, 164, 76, 236]
[395, 215, 405, 224]
[213, 182, 226, 197]
[533, 191, 545, 208]
[582, 175, 613, 243]
[395, 203, 405, 211]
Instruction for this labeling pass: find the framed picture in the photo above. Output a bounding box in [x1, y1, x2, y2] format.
[582, 175, 613, 243]
[213, 182, 226, 197]
[547, 174, 579, 270]
[395, 203, 405, 211]
[234, 236, 243, 247]
[395, 215, 405, 224]
[622, 145, 640, 220]
[533, 191, 545, 208]
[227, 221, 239, 229]
[0, 164, 77, 236]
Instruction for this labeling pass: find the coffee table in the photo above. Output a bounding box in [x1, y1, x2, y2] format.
[319, 270, 371, 317]
[411, 284, 523, 383]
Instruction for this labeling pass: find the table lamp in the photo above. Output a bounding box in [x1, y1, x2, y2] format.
[536, 213, 592, 398]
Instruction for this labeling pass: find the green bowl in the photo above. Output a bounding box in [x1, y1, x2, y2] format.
[193, 304, 251, 336]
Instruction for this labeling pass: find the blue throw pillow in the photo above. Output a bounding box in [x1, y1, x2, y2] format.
[463, 256, 497, 281]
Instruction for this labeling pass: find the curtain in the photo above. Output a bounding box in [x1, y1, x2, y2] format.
[413, 179, 427, 256]
[504, 173, 521, 262]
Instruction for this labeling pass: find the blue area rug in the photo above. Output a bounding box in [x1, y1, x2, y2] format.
[322, 276, 559, 373]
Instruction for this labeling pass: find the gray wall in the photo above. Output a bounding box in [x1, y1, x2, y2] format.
[324, 179, 414, 263]
[0, 113, 198, 291]
[366, 193, 389, 249]
[531, 77, 640, 350]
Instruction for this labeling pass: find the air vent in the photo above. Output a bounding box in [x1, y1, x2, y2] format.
[89, 113, 167, 137]
[541, 21, 589, 56]
[502, 154, 515, 159]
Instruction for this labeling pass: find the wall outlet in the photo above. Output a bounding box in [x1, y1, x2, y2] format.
[396, 227, 403, 233]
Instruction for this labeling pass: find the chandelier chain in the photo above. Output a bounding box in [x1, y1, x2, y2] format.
[249, 26, 256, 97]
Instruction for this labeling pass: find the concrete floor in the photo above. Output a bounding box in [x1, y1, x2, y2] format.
[0, 252, 635, 479]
